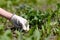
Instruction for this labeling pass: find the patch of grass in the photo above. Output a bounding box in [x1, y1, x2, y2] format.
[0, 0, 60, 40]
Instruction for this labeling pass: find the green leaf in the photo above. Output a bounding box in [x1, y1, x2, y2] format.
[33, 28, 41, 40]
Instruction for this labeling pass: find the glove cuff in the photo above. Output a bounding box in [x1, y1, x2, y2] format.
[11, 14, 19, 27]
[11, 14, 17, 22]
[11, 14, 23, 28]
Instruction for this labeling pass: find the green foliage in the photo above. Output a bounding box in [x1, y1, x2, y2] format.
[0, 0, 60, 40]
[0, 25, 12, 40]
[0, 25, 4, 35]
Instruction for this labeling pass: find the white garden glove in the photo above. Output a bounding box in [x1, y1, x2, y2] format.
[11, 15, 29, 31]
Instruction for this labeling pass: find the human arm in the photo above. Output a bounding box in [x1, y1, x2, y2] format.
[0, 8, 13, 20]
[0, 8, 29, 31]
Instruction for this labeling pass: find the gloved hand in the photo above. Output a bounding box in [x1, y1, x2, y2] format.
[11, 15, 29, 31]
